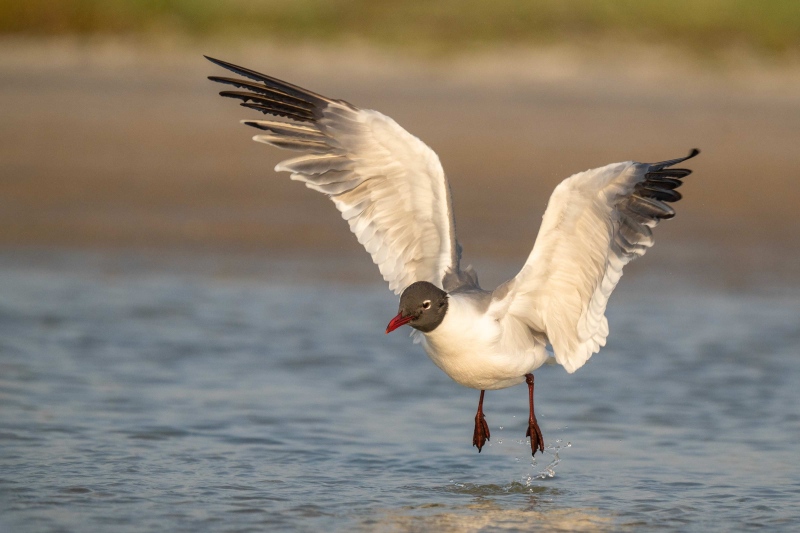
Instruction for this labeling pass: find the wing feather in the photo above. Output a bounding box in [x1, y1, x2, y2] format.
[494, 150, 699, 373]
[208, 57, 471, 293]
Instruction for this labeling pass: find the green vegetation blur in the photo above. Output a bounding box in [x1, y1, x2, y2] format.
[3, 0, 799, 56]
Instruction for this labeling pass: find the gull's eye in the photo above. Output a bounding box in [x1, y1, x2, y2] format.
[422, 300, 431, 310]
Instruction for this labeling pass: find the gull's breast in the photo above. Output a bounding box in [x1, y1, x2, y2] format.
[418, 294, 548, 390]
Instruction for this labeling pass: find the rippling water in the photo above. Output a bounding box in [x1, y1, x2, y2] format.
[1, 253, 799, 531]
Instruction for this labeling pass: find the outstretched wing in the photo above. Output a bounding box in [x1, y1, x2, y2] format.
[207, 56, 471, 294]
[492, 150, 699, 373]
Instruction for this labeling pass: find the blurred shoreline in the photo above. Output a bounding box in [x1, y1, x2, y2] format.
[2, 38, 798, 286]
[3, 36, 800, 92]
[4, 1, 799, 60]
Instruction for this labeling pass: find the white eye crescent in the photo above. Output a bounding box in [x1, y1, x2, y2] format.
[422, 300, 431, 309]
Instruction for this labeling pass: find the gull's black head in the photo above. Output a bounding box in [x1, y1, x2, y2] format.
[386, 281, 449, 334]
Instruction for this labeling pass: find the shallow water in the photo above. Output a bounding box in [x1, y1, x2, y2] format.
[1, 254, 799, 531]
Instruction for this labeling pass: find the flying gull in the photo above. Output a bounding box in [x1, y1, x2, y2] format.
[207, 56, 699, 456]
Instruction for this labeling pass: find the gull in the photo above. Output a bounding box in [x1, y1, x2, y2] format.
[206, 56, 699, 456]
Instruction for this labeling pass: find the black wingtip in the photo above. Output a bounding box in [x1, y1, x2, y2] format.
[677, 148, 701, 163]
[205, 56, 248, 76]
[204, 55, 334, 110]
[650, 148, 701, 171]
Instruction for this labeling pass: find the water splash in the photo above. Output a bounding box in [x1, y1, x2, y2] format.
[525, 432, 572, 485]
[486, 423, 572, 487]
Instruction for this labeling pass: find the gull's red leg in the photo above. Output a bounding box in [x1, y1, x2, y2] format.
[525, 373, 545, 456]
[472, 389, 490, 452]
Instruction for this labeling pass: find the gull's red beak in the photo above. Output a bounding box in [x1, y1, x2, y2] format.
[386, 312, 413, 334]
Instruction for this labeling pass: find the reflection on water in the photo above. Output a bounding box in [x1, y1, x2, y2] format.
[0, 251, 799, 532]
[372, 499, 611, 532]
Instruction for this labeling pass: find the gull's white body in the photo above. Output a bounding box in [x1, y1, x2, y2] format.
[417, 291, 550, 390]
[208, 57, 696, 392]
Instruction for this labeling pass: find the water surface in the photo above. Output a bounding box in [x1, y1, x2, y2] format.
[1, 253, 799, 531]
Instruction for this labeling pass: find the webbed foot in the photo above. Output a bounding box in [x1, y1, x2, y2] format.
[472, 390, 490, 452]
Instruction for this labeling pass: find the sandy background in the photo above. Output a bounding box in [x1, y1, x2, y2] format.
[1, 39, 798, 287]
